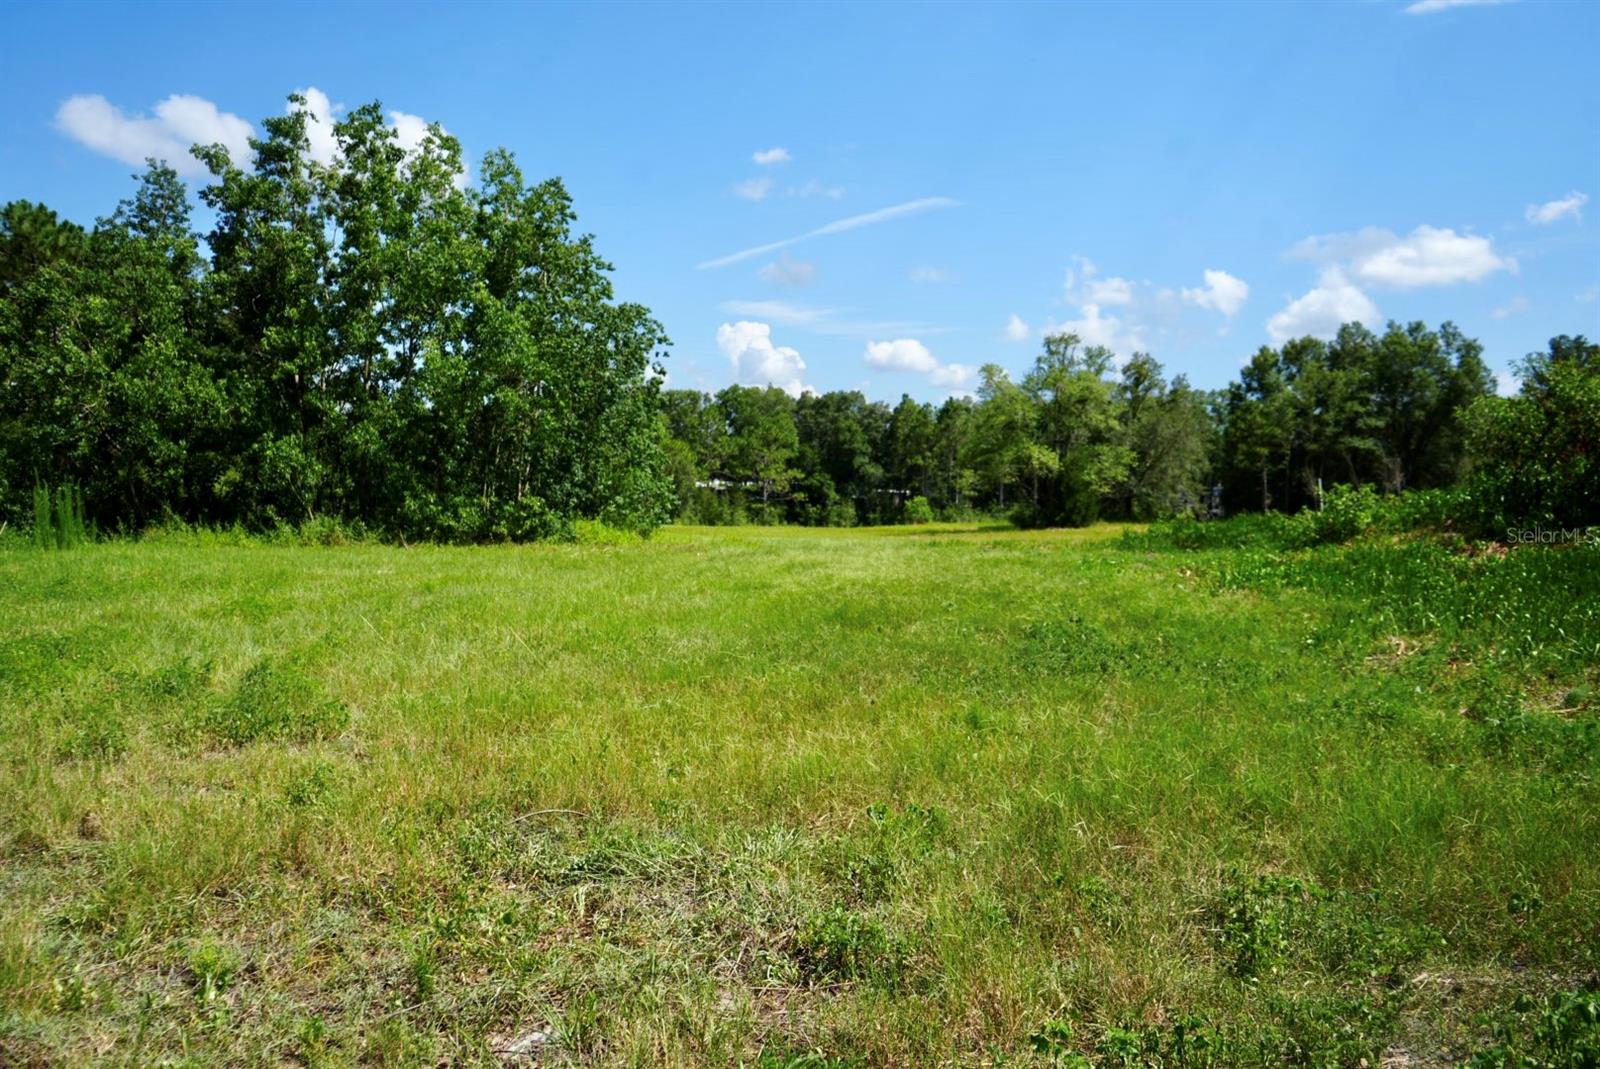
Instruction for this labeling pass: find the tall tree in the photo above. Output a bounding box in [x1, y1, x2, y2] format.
[719, 385, 799, 516]
[1020, 333, 1132, 526]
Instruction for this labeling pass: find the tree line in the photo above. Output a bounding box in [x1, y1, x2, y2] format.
[662, 325, 1595, 532]
[1, 96, 671, 541]
[3, 93, 1593, 540]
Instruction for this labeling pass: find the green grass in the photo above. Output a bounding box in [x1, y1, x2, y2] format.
[1, 523, 1596, 1067]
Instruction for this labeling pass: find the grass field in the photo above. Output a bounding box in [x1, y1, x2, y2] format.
[2, 523, 1597, 1067]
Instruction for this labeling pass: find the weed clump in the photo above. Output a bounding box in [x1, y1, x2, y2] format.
[1468, 989, 1600, 1068]
[185, 939, 240, 1005]
[1212, 870, 1438, 982]
[31, 483, 91, 550]
[202, 660, 348, 746]
[792, 905, 909, 986]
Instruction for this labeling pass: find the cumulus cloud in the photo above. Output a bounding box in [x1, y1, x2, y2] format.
[733, 176, 774, 201]
[1526, 191, 1588, 225]
[1033, 255, 1251, 360]
[1404, 0, 1510, 13]
[930, 362, 976, 388]
[1004, 314, 1030, 342]
[389, 109, 434, 156]
[1180, 268, 1250, 317]
[752, 146, 791, 166]
[758, 252, 816, 287]
[698, 197, 959, 269]
[55, 92, 254, 175]
[288, 90, 465, 187]
[1266, 269, 1380, 344]
[56, 87, 463, 186]
[1355, 227, 1513, 287]
[865, 338, 938, 373]
[1064, 257, 1133, 306]
[717, 321, 808, 396]
[864, 338, 973, 390]
[289, 87, 341, 165]
[1292, 225, 1514, 289]
[1049, 304, 1144, 361]
[1087, 276, 1133, 306]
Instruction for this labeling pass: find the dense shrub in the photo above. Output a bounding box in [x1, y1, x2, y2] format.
[902, 496, 935, 524]
[1460, 339, 1599, 535]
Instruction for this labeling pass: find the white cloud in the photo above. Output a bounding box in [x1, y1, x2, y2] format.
[717, 321, 808, 396]
[1004, 314, 1030, 342]
[392, 108, 468, 188]
[1049, 303, 1144, 361]
[1526, 191, 1588, 225]
[289, 87, 341, 166]
[1087, 276, 1133, 306]
[930, 362, 975, 388]
[1292, 225, 1514, 289]
[1494, 370, 1518, 396]
[1047, 256, 1167, 362]
[1064, 257, 1134, 306]
[788, 179, 845, 200]
[758, 252, 816, 287]
[910, 266, 952, 284]
[1578, 284, 1600, 304]
[698, 196, 959, 269]
[864, 338, 973, 389]
[1492, 296, 1529, 320]
[1180, 268, 1250, 318]
[1404, 0, 1510, 13]
[55, 92, 254, 175]
[752, 146, 791, 166]
[865, 338, 937, 373]
[1043, 255, 1251, 360]
[1266, 269, 1380, 344]
[389, 109, 432, 156]
[58, 87, 463, 185]
[733, 176, 774, 202]
[1355, 227, 1513, 287]
[288, 90, 465, 187]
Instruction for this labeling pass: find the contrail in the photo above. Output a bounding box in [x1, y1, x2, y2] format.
[697, 197, 960, 270]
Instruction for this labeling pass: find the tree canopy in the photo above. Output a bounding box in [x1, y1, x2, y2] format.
[0, 95, 670, 540]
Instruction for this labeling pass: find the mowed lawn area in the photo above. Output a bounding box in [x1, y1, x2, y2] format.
[2, 524, 1596, 1067]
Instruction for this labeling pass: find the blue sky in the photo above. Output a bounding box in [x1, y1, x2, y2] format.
[4, 0, 1597, 401]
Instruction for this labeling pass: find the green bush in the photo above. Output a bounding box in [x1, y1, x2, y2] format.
[1271, 483, 1382, 547]
[902, 496, 934, 524]
[1460, 343, 1599, 534]
[1136, 484, 1478, 553]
